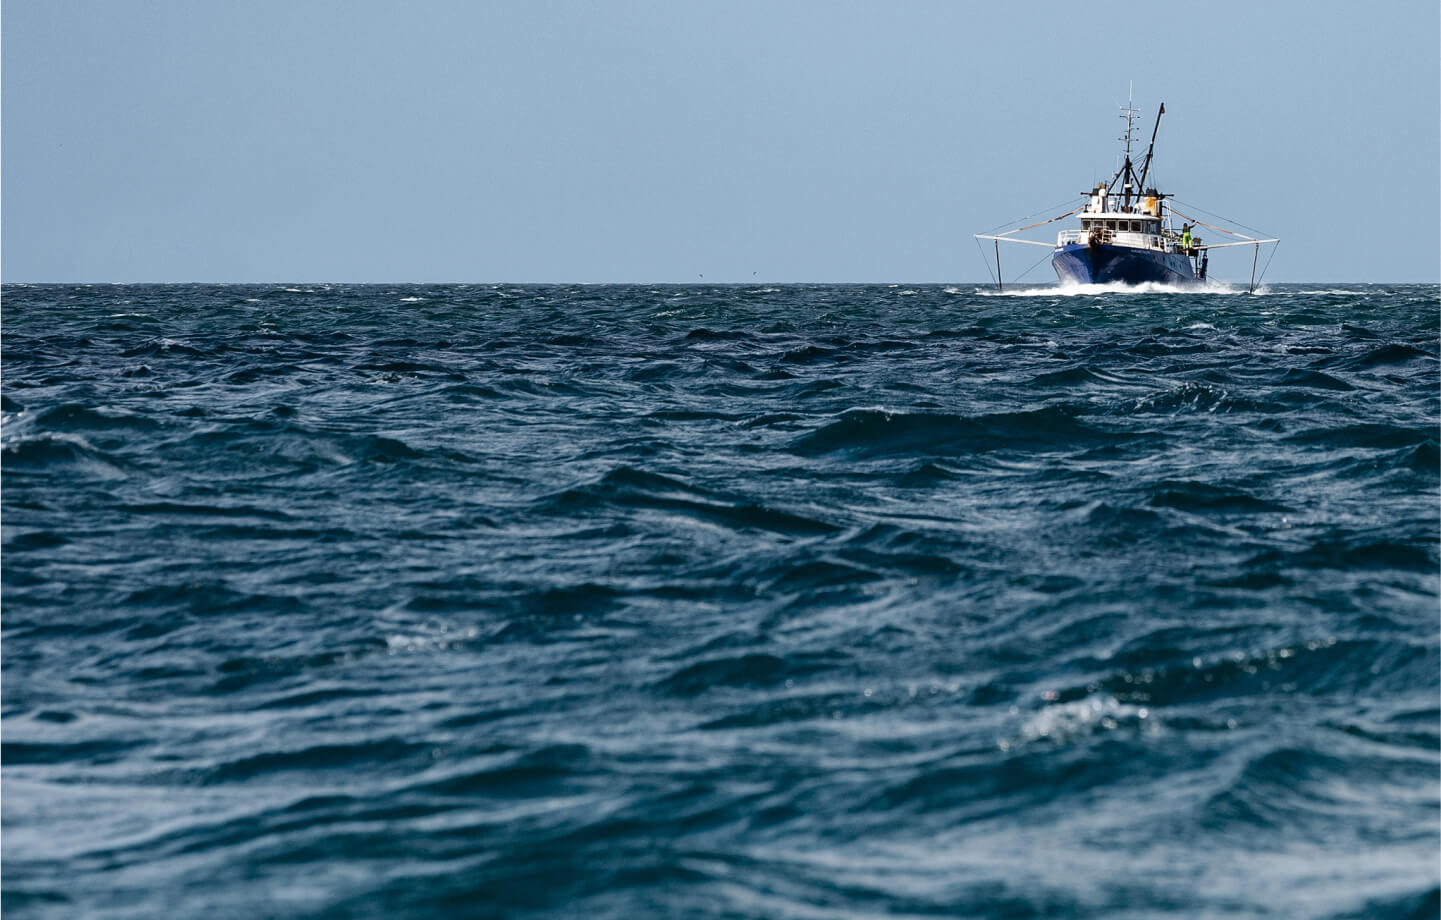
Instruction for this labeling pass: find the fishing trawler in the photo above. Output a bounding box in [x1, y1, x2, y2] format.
[976, 99, 1277, 290]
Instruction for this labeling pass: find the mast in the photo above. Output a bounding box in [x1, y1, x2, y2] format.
[1121, 98, 1137, 159]
[1136, 103, 1165, 191]
[1111, 91, 1142, 210]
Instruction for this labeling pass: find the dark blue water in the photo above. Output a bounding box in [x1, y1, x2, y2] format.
[3, 282, 1438, 919]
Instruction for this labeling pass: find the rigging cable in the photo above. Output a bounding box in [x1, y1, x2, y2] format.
[1167, 207, 1256, 240]
[1169, 198, 1272, 238]
[985, 204, 1083, 239]
[1012, 247, 1056, 283]
[980, 196, 1085, 235]
[975, 205, 1083, 286]
[974, 236, 999, 287]
[996, 205, 1086, 236]
[974, 204, 1088, 287]
[1167, 202, 1280, 290]
[1255, 241, 1280, 289]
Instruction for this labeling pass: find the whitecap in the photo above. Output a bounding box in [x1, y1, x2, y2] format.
[386, 624, 481, 653]
[1012, 694, 1151, 746]
[983, 279, 1248, 297]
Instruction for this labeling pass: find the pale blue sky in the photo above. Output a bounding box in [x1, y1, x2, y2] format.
[4, 0, 1438, 282]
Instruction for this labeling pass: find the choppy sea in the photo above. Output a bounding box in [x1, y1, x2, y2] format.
[3, 282, 1438, 919]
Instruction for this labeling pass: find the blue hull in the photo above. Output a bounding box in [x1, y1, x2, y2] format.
[1051, 243, 1195, 285]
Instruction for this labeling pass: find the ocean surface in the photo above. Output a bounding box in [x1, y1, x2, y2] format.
[3, 282, 1438, 919]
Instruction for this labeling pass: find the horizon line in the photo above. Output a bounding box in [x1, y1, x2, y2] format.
[4, 279, 1434, 286]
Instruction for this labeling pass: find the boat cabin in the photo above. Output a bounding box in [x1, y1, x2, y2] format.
[1080, 215, 1161, 235]
[1055, 180, 1182, 251]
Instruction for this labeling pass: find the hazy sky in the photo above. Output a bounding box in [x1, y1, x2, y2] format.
[4, 0, 1438, 282]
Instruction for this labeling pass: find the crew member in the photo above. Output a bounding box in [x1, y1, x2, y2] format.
[1181, 223, 1193, 251]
